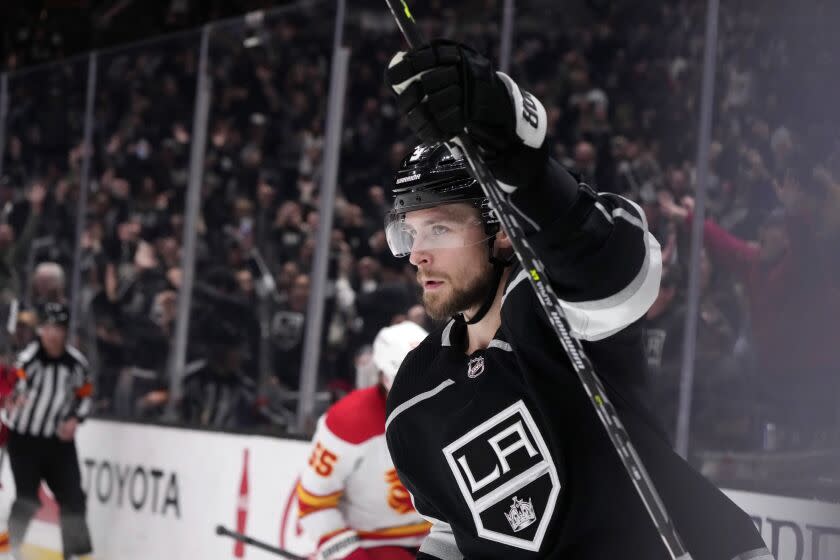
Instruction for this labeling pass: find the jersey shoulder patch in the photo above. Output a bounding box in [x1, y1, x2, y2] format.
[325, 386, 386, 444]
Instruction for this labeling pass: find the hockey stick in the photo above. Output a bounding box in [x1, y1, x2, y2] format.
[215, 525, 307, 560]
[383, 2, 692, 559]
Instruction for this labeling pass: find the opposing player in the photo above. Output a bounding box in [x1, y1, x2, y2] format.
[383, 41, 772, 559]
[296, 321, 431, 560]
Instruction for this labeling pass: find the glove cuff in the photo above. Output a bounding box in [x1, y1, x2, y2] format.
[496, 71, 547, 150]
[317, 529, 364, 560]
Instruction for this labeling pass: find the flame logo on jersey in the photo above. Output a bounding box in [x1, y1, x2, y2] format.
[385, 469, 415, 514]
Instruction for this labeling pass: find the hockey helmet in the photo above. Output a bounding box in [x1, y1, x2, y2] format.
[37, 301, 70, 327]
[372, 321, 428, 391]
[385, 143, 500, 257]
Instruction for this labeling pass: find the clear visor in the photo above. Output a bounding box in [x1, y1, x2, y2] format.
[384, 209, 494, 257]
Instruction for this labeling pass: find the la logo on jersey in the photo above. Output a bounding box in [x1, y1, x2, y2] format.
[442, 400, 560, 551]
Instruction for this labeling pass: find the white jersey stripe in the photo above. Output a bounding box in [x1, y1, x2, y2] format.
[16, 363, 44, 433]
[14, 342, 39, 368]
[419, 520, 464, 560]
[557, 229, 660, 341]
[441, 320, 456, 347]
[500, 227, 661, 341]
[29, 364, 55, 436]
[65, 345, 89, 368]
[488, 339, 513, 352]
[502, 269, 530, 305]
[43, 364, 69, 438]
[386, 379, 455, 432]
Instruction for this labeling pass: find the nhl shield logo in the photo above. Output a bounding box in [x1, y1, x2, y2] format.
[442, 400, 560, 552]
[467, 356, 485, 378]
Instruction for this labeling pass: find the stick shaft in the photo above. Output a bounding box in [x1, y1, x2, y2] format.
[215, 526, 306, 560]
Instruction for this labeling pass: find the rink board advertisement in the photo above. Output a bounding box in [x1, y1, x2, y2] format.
[0, 419, 837, 560]
[0, 420, 316, 560]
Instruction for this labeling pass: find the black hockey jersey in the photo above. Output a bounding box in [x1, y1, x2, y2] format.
[385, 160, 771, 559]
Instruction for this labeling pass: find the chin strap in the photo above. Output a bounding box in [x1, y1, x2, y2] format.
[453, 238, 514, 325]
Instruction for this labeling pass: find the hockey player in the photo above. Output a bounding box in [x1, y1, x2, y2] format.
[296, 321, 432, 560]
[382, 41, 772, 559]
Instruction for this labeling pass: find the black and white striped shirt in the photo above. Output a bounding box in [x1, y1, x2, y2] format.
[7, 340, 94, 438]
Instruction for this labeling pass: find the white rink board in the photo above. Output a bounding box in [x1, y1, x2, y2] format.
[725, 489, 840, 560]
[0, 419, 837, 560]
[0, 420, 315, 560]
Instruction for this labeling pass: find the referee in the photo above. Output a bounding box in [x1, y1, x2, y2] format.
[5, 302, 94, 560]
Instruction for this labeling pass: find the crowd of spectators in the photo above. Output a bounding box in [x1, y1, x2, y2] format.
[0, 0, 838, 467]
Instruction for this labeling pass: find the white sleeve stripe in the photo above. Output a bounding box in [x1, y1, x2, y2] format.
[66, 345, 90, 368]
[560, 230, 661, 341]
[594, 197, 647, 232]
[15, 342, 39, 367]
[613, 207, 645, 231]
[593, 201, 613, 223]
[385, 379, 455, 432]
[561, 228, 658, 311]
[419, 523, 464, 560]
[600, 193, 649, 230]
[501, 233, 661, 341]
[501, 193, 659, 340]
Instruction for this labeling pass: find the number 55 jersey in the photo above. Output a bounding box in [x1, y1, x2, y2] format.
[297, 386, 431, 560]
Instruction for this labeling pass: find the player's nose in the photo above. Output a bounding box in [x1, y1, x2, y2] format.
[409, 246, 431, 266]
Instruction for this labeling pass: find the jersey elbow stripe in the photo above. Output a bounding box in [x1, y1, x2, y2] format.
[502, 229, 661, 340]
[560, 229, 661, 341]
[420, 526, 464, 560]
[597, 193, 649, 230]
[297, 484, 343, 516]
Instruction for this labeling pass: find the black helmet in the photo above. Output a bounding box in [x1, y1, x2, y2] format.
[37, 301, 70, 327]
[386, 143, 499, 257]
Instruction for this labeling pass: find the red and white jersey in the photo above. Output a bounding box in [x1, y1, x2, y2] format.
[297, 386, 430, 559]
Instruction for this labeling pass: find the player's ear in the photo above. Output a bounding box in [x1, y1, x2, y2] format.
[494, 229, 512, 251]
[493, 230, 513, 260]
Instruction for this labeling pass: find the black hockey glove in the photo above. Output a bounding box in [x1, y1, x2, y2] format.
[386, 40, 549, 191]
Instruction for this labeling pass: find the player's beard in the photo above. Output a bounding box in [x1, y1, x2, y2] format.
[421, 259, 497, 321]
